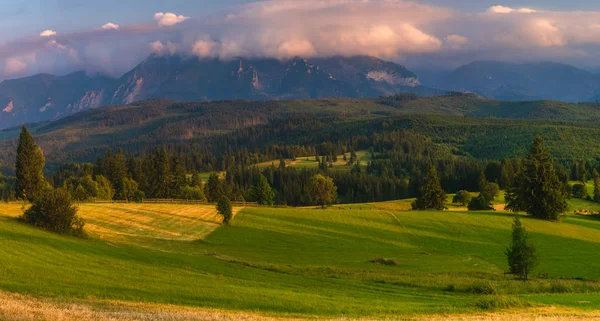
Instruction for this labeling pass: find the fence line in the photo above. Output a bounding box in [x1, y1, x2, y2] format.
[93, 199, 128, 204]
[91, 198, 258, 206]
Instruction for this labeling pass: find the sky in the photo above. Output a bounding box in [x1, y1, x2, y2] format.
[3, 0, 600, 79]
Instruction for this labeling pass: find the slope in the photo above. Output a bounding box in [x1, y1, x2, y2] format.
[0, 201, 600, 319]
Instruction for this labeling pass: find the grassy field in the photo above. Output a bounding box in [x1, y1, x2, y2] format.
[253, 150, 373, 171]
[0, 197, 600, 320]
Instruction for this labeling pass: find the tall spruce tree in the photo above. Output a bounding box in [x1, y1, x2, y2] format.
[205, 173, 223, 203]
[505, 136, 568, 220]
[252, 174, 275, 205]
[505, 216, 538, 281]
[151, 148, 171, 198]
[15, 126, 47, 201]
[412, 165, 447, 210]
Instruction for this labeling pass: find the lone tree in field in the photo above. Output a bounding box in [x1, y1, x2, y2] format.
[452, 190, 472, 206]
[252, 174, 275, 206]
[15, 126, 47, 201]
[310, 174, 337, 208]
[22, 187, 84, 235]
[505, 136, 568, 221]
[412, 165, 447, 210]
[216, 195, 233, 225]
[505, 216, 538, 281]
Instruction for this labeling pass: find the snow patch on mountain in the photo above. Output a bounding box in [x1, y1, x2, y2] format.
[3, 101, 13, 113]
[73, 90, 104, 111]
[367, 71, 421, 87]
[40, 100, 53, 112]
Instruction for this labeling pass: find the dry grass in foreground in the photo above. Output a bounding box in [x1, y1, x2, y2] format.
[1, 291, 599, 321]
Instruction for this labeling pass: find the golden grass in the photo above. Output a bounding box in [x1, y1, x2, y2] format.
[1, 291, 599, 321]
[0, 203, 241, 245]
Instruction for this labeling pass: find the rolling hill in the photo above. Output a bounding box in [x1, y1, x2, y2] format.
[0, 198, 599, 319]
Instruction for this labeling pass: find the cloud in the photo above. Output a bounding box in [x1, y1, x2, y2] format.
[40, 30, 57, 37]
[149, 41, 178, 55]
[445, 34, 469, 48]
[187, 0, 449, 60]
[101, 22, 120, 30]
[9, 1, 600, 79]
[153, 12, 189, 27]
[488, 6, 537, 14]
[4, 57, 29, 76]
[192, 39, 218, 57]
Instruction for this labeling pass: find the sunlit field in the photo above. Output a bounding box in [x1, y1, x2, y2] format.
[1, 197, 600, 320]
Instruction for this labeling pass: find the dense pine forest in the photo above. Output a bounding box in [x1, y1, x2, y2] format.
[1, 94, 600, 206]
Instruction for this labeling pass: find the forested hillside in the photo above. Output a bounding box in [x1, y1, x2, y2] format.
[2, 95, 600, 172]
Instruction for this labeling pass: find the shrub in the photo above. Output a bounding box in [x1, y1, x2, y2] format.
[443, 284, 456, 292]
[468, 194, 493, 211]
[370, 258, 399, 266]
[550, 280, 575, 293]
[466, 281, 497, 295]
[452, 190, 472, 206]
[22, 188, 85, 235]
[475, 296, 526, 311]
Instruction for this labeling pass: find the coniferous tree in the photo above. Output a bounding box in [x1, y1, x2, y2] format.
[594, 170, 600, 203]
[252, 174, 275, 205]
[500, 157, 515, 189]
[151, 149, 171, 198]
[15, 126, 47, 201]
[505, 216, 538, 281]
[505, 137, 568, 221]
[170, 155, 187, 198]
[110, 149, 128, 199]
[216, 195, 233, 224]
[412, 165, 447, 210]
[468, 194, 493, 211]
[205, 173, 223, 203]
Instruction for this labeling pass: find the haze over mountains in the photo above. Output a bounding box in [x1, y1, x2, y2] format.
[2, 54, 600, 129]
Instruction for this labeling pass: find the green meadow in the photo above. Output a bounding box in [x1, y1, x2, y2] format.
[0, 197, 600, 319]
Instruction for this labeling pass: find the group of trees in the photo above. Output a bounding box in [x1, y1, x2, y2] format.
[14, 126, 84, 235]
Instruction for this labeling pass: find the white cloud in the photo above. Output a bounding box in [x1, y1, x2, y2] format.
[188, 0, 448, 60]
[101, 22, 120, 30]
[149, 41, 178, 55]
[40, 30, 57, 37]
[4, 57, 28, 76]
[488, 5, 537, 14]
[153, 12, 189, 27]
[2, 54, 36, 77]
[192, 40, 218, 57]
[11, 1, 600, 78]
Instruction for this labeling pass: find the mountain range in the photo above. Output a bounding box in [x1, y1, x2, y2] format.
[0, 55, 426, 129]
[3, 55, 600, 129]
